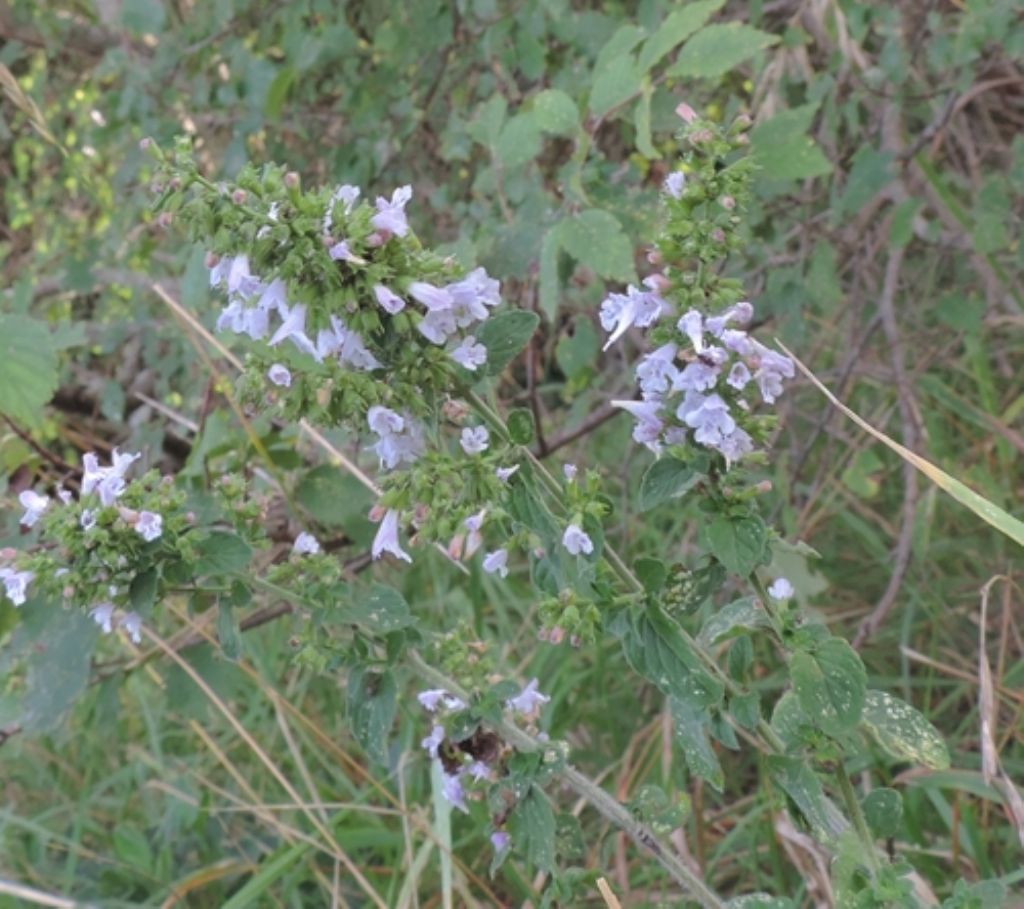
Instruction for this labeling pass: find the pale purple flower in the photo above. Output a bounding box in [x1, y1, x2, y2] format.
[119, 611, 143, 644]
[718, 427, 754, 463]
[600, 285, 666, 350]
[562, 523, 593, 556]
[678, 309, 705, 352]
[441, 771, 469, 813]
[721, 328, 754, 357]
[0, 568, 33, 606]
[421, 724, 445, 758]
[495, 465, 520, 483]
[490, 831, 511, 853]
[257, 278, 289, 318]
[674, 360, 720, 393]
[506, 678, 550, 715]
[81, 509, 97, 531]
[417, 689, 448, 712]
[482, 549, 509, 578]
[468, 761, 490, 782]
[563, 464, 577, 481]
[768, 577, 795, 600]
[451, 336, 487, 371]
[371, 508, 412, 563]
[750, 343, 795, 404]
[409, 281, 454, 312]
[663, 171, 686, 199]
[726, 361, 752, 391]
[90, 602, 116, 633]
[447, 268, 501, 325]
[225, 255, 263, 300]
[373, 284, 405, 315]
[460, 426, 489, 455]
[81, 449, 139, 507]
[368, 407, 425, 470]
[18, 490, 49, 528]
[682, 393, 736, 448]
[135, 511, 163, 542]
[56, 486, 72, 505]
[293, 532, 321, 555]
[464, 510, 486, 534]
[636, 344, 680, 395]
[267, 363, 292, 387]
[371, 185, 413, 237]
[705, 301, 754, 336]
[611, 399, 665, 452]
[417, 308, 458, 344]
[328, 239, 359, 263]
[337, 324, 381, 371]
[269, 303, 318, 359]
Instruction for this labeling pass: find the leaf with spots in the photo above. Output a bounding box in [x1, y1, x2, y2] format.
[789, 637, 866, 737]
[861, 690, 950, 770]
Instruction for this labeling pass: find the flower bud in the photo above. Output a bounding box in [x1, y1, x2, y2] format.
[205, 251, 220, 268]
[231, 188, 247, 205]
[711, 228, 726, 244]
[284, 171, 300, 189]
[442, 399, 470, 423]
[675, 102, 698, 124]
[139, 137, 152, 151]
[368, 503, 387, 522]
[366, 231, 386, 248]
[735, 133, 750, 146]
[720, 196, 736, 211]
[321, 234, 335, 248]
[157, 211, 174, 228]
[733, 113, 752, 130]
[645, 273, 671, 293]
[646, 247, 663, 265]
[548, 626, 565, 645]
[62, 585, 75, 599]
[185, 511, 197, 524]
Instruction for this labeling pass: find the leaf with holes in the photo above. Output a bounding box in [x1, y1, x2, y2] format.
[861, 690, 950, 769]
[790, 637, 866, 737]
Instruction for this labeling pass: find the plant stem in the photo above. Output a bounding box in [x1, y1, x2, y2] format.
[835, 761, 881, 876]
[408, 651, 728, 909]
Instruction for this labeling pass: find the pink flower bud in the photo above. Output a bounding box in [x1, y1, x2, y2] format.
[157, 211, 173, 228]
[139, 137, 152, 151]
[734, 113, 752, 130]
[645, 273, 671, 293]
[368, 503, 387, 522]
[205, 251, 220, 268]
[646, 248, 663, 265]
[284, 171, 300, 189]
[548, 626, 565, 645]
[675, 102, 698, 123]
[711, 228, 726, 244]
[720, 196, 736, 211]
[62, 585, 75, 599]
[366, 231, 386, 248]
[231, 188, 247, 205]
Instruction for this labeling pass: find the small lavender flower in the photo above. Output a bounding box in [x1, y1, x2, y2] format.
[56, 486, 72, 505]
[421, 724, 445, 758]
[563, 464, 578, 481]
[371, 185, 413, 237]
[323, 184, 360, 234]
[468, 760, 491, 782]
[119, 611, 143, 644]
[768, 577, 795, 600]
[506, 678, 550, 715]
[135, 511, 163, 542]
[678, 309, 706, 352]
[490, 831, 511, 853]
[600, 285, 666, 351]
[682, 393, 736, 449]
[636, 344, 680, 395]
[367, 407, 425, 470]
[409, 281, 454, 311]
[81, 509, 97, 531]
[267, 363, 292, 387]
[482, 549, 509, 579]
[18, 490, 49, 528]
[371, 508, 412, 563]
[441, 771, 469, 813]
[460, 426, 489, 455]
[726, 361, 752, 391]
[328, 239, 358, 263]
[293, 532, 321, 555]
[90, 602, 116, 633]
[417, 689, 448, 712]
[495, 465, 520, 483]
[269, 303, 318, 359]
[663, 171, 686, 199]
[373, 284, 405, 315]
[0, 568, 33, 606]
[451, 336, 488, 371]
[562, 523, 594, 556]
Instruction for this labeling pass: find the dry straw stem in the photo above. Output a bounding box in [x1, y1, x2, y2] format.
[777, 341, 1024, 548]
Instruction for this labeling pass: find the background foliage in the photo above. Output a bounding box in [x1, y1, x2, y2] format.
[1, 0, 1023, 905]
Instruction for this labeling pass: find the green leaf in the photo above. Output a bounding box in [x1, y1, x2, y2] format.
[532, 89, 579, 135]
[538, 228, 562, 321]
[594, 23, 646, 69]
[476, 310, 539, 376]
[194, 532, 253, 576]
[21, 606, 97, 734]
[667, 23, 779, 79]
[590, 54, 642, 118]
[835, 147, 893, 219]
[706, 513, 769, 577]
[789, 637, 866, 736]
[860, 690, 950, 769]
[129, 568, 158, 614]
[558, 210, 636, 283]
[630, 783, 691, 834]
[768, 756, 848, 845]
[698, 597, 768, 647]
[862, 788, 902, 838]
[113, 825, 154, 875]
[638, 457, 699, 511]
[620, 606, 723, 707]
[347, 666, 397, 765]
[750, 103, 832, 182]
[770, 691, 812, 750]
[265, 66, 295, 119]
[467, 95, 507, 146]
[0, 314, 58, 425]
[671, 695, 724, 791]
[295, 466, 375, 545]
[509, 786, 556, 872]
[217, 601, 242, 661]
[634, 557, 667, 594]
[506, 409, 535, 445]
[497, 113, 541, 169]
[633, 78, 658, 159]
[637, 1, 725, 72]
[555, 318, 598, 379]
[348, 584, 415, 633]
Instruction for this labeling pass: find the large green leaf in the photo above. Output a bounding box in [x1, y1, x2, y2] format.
[751, 104, 832, 182]
[496, 112, 541, 169]
[860, 690, 950, 770]
[637, 1, 725, 72]
[347, 666, 397, 765]
[0, 313, 59, 425]
[671, 695, 724, 791]
[789, 637, 866, 736]
[698, 597, 769, 647]
[558, 210, 636, 283]
[193, 531, 253, 576]
[768, 756, 848, 845]
[638, 457, 700, 512]
[589, 54, 642, 118]
[476, 310, 539, 376]
[667, 23, 779, 79]
[532, 88, 579, 135]
[509, 786, 556, 872]
[294, 465, 375, 545]
[706, 513, 769, 577]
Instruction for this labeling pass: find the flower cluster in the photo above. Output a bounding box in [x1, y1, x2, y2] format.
[2, 450, 166, 642]
[416, 677, 549, 852]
